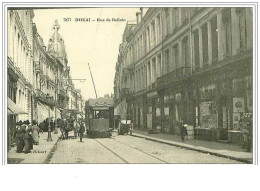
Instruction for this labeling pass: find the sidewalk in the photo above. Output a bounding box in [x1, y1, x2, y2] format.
[8, 131, 61, 164]
[132, 129, 253, 164]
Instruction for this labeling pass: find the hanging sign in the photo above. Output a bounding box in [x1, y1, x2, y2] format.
[233, 98, 245, 113]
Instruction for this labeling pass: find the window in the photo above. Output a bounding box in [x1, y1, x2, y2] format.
[157, 14, 162, 42]
[172, 8, 179, 30]
[146, 26, 150, 51]
[237, 8, 247, 51]
[165, 8, 170, 35]
[182, 37, 190, 67]
[181, 8, 189, 24]
[157, 54, 162, 77]
[165, 49, 170, 74]
[151, 20, 156, 48]
[211, 16, 218, 62]
[152, 58, 156, 82]
[193, 29, 200, 69]
[222, 8, 232, 56]
[172, 44, 179, 70]
[147, 62, 151, 85]
[202, 23, 209, 64]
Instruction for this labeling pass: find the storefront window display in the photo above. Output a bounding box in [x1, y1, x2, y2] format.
[199, 101, 218, 129]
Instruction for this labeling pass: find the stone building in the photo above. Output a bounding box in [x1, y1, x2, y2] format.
[7, 11, 85, 150]
[114, 7, 253, 143]
[7, 9, 34, 150]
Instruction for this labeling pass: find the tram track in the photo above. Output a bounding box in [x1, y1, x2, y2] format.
[95, 136, 169, 164]
[110, 137, 169, 164]
[93, 139, 129, 163]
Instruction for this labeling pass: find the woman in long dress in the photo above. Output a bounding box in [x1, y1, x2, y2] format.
[14, 120, 24, 153]
[23, 120, 33, 153]
[31, 120, 40, 145]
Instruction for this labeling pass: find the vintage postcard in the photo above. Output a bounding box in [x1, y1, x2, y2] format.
[3, 3, 256, 165]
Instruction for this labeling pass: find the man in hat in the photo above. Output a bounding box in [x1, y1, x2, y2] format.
[23, 120, 33, 153]
[79, 121, 85, 142]
[14, 120, 24, 153]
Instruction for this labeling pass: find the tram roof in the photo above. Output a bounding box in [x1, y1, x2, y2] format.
[86, 97, 114, 107]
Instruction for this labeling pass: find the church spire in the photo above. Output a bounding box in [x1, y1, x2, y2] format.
[47, 20, 67, 62]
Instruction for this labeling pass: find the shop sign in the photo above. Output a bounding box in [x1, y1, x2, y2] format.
[233, 98, 245, 113]
[175, 93, 181, 102]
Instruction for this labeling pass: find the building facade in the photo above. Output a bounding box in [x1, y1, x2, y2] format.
[7, 10, 85, 150]
[114, 7, 253, 142]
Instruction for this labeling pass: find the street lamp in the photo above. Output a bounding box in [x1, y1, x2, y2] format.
[46, 95, 53, 141]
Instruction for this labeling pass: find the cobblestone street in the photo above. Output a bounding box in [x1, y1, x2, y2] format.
[49, 132, 242, 164]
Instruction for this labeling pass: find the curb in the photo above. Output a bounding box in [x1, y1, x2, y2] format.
[132, 133, 252, 164]
[43, 134, 62, 164]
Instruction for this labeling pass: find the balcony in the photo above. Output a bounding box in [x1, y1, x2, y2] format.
[35, 89, 55, 106]
[157, 67, 191, 89]
[58, 88, 67, 97]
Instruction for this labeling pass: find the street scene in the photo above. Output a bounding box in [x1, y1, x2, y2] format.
[7, 7, 253, 164]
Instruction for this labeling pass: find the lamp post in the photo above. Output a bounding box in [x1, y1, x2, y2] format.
[46, 95, 53, 141]
[54, 75, 58, 134]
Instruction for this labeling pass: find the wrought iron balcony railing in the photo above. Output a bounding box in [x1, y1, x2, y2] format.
[157, 67, 191, 89]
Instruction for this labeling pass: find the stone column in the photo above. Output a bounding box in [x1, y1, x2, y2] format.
[231, 8, 239, 56]
[217, 10, 224, 61]
[207, 21, 212, 65]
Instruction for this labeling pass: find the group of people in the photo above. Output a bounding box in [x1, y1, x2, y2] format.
[60, 118, 85, 142]
[14, 120, 40, 154]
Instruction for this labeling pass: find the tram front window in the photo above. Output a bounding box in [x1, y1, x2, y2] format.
[94, 110, 109, 119]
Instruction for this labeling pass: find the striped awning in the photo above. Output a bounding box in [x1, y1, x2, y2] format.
[7, 97, 27, 115]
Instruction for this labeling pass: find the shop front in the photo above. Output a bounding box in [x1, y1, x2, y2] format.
[146, 91, 159, 131]
[133, 93, 146, 129]
[194, 57, 252, 144]
[159, 83, 191, 135]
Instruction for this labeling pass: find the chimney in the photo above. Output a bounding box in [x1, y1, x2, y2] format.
[42, 46, 46, 51]
[140, 8, 143, 19]
[136, 12, 141, 24]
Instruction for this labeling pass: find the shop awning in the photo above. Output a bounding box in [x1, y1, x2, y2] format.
[8, 97, 27, 115]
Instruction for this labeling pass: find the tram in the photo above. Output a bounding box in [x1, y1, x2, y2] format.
[85, 97, 114, 138]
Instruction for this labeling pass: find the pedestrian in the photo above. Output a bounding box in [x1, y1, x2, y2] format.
[14, 120, 24, 153]
[64, 119, 69, 139]
[39, 121, 44, 134]
[79, 121, 85, 142]
[50, 119, 54, 132]
[73, 120, 78, 139]
[31, 120, 40, 145]
[60, 119, 65, 139]
[23, 120, 33, 153]
[179, 120, 188, 142]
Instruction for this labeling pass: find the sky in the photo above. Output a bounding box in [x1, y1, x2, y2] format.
[33, 8, 141, 100]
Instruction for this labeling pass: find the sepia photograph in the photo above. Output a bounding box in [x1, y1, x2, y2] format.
[3, 4, 256, 165]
